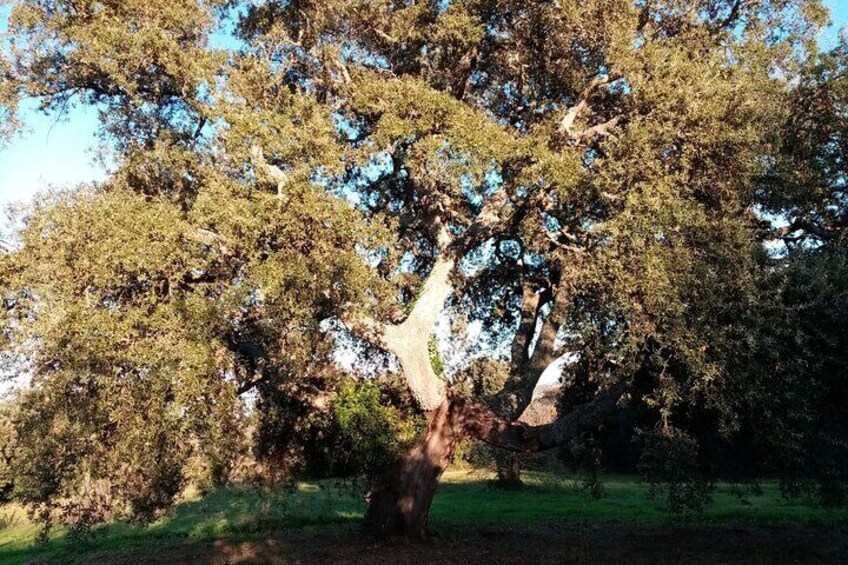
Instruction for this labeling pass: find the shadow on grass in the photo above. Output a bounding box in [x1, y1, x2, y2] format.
[2, 471, 848, 564]
[0, 480, 365, 565]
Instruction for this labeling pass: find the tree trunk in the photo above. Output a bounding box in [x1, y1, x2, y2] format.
[363, 387, 624, 538]
[495, 452, 524, 488]
[362, 394, 541, 538]
[364, 399, 463, 538]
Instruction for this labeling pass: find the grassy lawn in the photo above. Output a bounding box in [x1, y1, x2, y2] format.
[1, 469, 846, 564]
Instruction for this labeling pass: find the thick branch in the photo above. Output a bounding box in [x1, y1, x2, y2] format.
[344, 236, 455, 411]
[186, 228, 232, 256]
[537, 384, 623, 447]
[528, 289, 569, 374]
[494, 282, 570, 419]
[343, 165, 544, 412]
[382, 254, 454, 410]
[371, 27, 398, 44]
[346, 200, 528, 411]
[509, 281, 542, 372]
[558, 73, 625, 144]
[559, 99, 590, 136]
[773, 217, 838, 242]
[572, 115, 623, 141]
[458, 384, 624, 452]
[559, 74, 620, 136]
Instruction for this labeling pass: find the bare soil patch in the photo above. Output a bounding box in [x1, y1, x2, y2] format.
[84, 522, 848, 565]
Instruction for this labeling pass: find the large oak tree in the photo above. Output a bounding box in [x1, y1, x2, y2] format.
[1, 0, 846, 539]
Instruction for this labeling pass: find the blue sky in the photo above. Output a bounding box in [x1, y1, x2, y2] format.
[1, 1, 847, 222]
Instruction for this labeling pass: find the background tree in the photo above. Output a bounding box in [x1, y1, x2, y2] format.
[0, 0, 845, 541]
[738, 33, 848, 505]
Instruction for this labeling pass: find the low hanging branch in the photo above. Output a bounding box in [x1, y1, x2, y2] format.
[459, 382, 626, 452]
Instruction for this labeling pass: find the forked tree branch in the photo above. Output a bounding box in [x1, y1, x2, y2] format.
[509, 281, 543, 372]
[381, 255, 454, 410]
[559, 74, 624, 141]
[345, 226, 455, 411]
[493, 280, 572, 419]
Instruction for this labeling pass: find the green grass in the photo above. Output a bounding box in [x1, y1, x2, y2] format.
[432, 470, 848, 525]
[1, 470, 846, 564]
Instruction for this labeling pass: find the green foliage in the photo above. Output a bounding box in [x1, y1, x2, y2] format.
[639, 428, 714, 517]
[0, 178, 380, 528]
[453, 358, 509, 398]
[0, 53, 19, 145]
[5, 0, 224, 143]
[428, 336, 445, 378]
[0, 403, 16, 505]
[727, 245, 848, 507]
[333, 381, 424, 476]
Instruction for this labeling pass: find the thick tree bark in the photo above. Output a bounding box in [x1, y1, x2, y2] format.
[363, 398, 463, 538]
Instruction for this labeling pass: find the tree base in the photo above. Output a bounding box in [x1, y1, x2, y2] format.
[363, 399, 461, 539]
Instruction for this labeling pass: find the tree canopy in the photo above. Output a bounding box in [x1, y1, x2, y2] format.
[0, 0, 846, 538]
